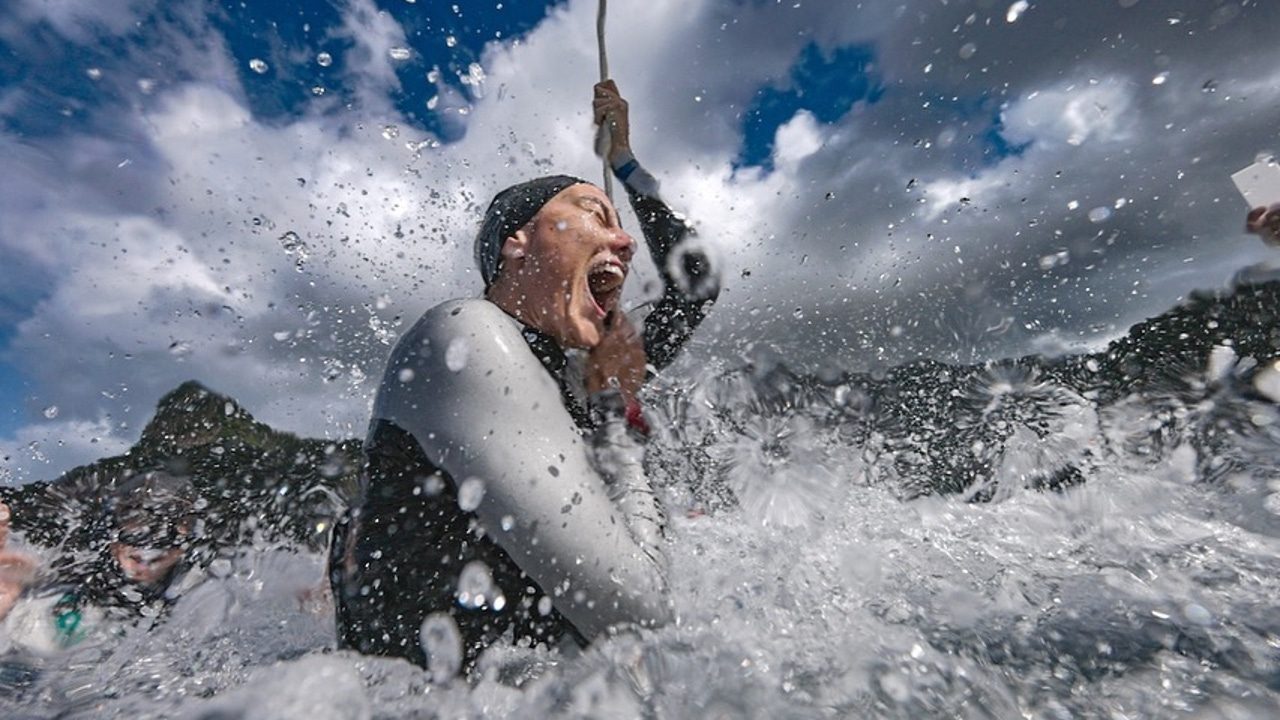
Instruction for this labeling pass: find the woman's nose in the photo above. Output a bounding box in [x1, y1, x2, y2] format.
[610, 229, 636, 262]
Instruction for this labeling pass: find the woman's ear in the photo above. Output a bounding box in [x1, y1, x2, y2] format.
[501, 229, 529, 264]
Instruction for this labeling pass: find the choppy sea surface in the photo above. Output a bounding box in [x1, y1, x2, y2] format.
[4, 325, 1280, 718]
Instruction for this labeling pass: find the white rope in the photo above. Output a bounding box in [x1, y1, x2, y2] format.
[595, 0, 614, 202]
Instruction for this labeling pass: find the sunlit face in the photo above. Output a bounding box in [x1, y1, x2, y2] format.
[111, 540, 185, 586]
[497, 184, 636, 348]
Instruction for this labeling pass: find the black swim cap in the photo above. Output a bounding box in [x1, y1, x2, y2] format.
[474, 174, 588, 288]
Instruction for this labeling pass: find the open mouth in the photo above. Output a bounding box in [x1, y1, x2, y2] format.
[586, 260, 626, 317]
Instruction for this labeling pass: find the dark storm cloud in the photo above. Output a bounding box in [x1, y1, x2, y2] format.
[688, 0, 1280, 368]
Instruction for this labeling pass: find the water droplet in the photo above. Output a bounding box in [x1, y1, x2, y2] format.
[42, 405, 58, 419]
[456, 560, 500, 609]
[86, 67, 102, 80]
[381, 124, 399, 140]
[1152, 72, 1169, 86]
[1254, 362, 1280, 403]
[316, 52, 333, 67]
[1265, 493, 1280, 516]
[958, 43, 977, 60]
[459, 62, 485, 86]
[273, 331, 292, 342]
[445, 36, 457, 48]
[419, 613, 462, 683]
[446, 337, 469, 372]
[1183, 603, 1212, 626]
[426, 95, 439, 110]
[878, 672, 911, 703]
[1005, 1, 1029, 23]
[311, 86, 326, 96]
[249, 58, 269, 74]
[279, 231, 310, 270]
[500, 514, 514, 531]
[224, 402, 235, 417]
[169, 340, 193, 358]
[1088, 206, 1112, 223]
[1201, 79, 1217, 93]
[388, 47, 411, 61]
[537, 596, 553, 616]
[1067, 200, 1079, 210]
[397, 368, 415, 383]
[422, 475, 445, 496]
[137, 78, 156, 94]
[1039, 250, 1070, 270]
[457, 477, 485, 512]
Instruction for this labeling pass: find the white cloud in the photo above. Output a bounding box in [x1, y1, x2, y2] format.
[3, 0, 1280, 481]
[0, 416, 130, 485]
[335, 0, 409, 105]
[1001, 79, 1136, 149]
[773, 110, 824, 168]
[6, 0, 158, 42]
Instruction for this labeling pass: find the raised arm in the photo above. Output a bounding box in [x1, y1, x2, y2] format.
[374, 299, 670, 639]
[594, 81, 721, 371]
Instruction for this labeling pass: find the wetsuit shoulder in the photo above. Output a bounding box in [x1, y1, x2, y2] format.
[371, 298, 671, 640]
[374, 298, 541, 428]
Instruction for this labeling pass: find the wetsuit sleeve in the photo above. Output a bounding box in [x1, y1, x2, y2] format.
[613, 151, 721, 370]
[588, 390, 666, 569]
[373, 300, 672, 639]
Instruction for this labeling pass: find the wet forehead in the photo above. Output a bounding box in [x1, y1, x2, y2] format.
[553, 183, 614, 215]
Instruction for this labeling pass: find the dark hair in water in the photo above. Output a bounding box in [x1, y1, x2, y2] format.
[107, 470, 198, 547]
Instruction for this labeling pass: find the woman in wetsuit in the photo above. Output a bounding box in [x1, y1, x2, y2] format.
[330, 81, 719, 673]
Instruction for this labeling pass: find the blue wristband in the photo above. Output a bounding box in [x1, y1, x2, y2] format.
[613, 158, 640, 183]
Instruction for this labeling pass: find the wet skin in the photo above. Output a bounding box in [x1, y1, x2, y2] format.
[487, 183, 637, 350]
[112, 543, 184, 586]
[0, 501, 37, 620]
[1246, 204, 1280, 247]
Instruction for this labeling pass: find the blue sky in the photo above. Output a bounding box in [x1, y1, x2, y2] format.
[2, 0, 1279, 481]
[0, 0, 562, 437]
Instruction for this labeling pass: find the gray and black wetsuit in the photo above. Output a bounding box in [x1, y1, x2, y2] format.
[330, 158, 718, 671]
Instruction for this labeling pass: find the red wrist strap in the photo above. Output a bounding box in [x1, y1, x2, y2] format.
[624, 397, 651, 436]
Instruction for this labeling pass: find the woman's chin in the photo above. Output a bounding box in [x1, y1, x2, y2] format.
[564, 314, 603, 349]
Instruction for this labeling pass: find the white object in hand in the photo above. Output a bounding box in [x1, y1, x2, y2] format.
[1231, 160, 1280, 208]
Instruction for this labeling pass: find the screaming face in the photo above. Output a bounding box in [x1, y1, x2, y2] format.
[493, 183, 636, 348]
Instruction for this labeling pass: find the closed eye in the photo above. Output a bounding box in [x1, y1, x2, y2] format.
[578, 197, 617, 228]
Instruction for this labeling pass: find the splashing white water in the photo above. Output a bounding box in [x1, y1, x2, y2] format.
[5, 350, 1280, 718]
